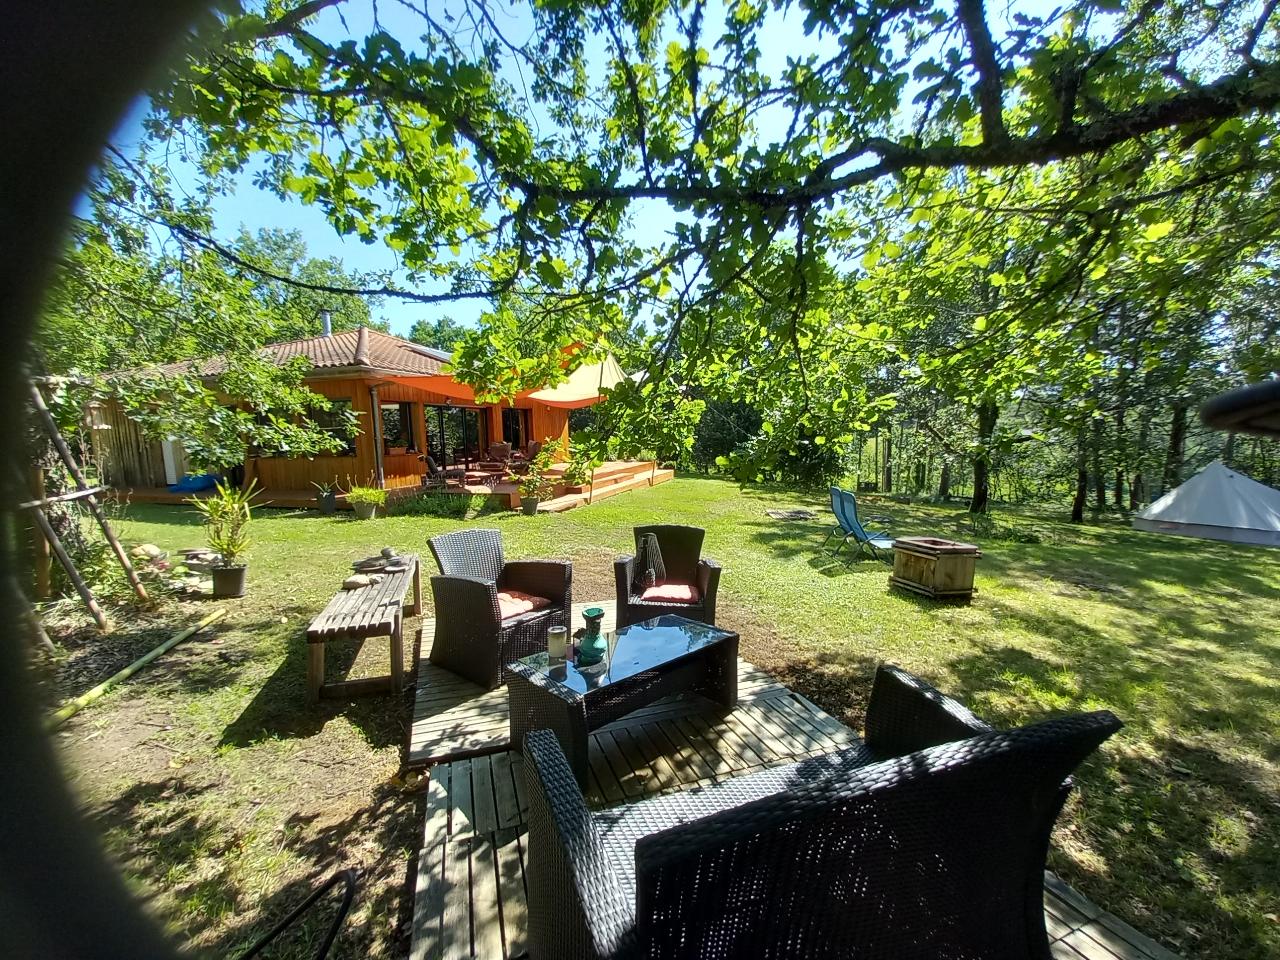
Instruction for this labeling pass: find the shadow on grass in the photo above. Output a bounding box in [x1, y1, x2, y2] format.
[110, 502, 207, 529]
[89, 773, 421, 959]
[740, 515, 889, 576]
[51, 601, 310, 706]
[62, 601, 410, 752]
[1051, 730, 1280, 958]
[218, 620, 406, 751]
[936, 609, 1279, 957]
[773, 629, 1279, 958]
[733, 497, 1279, 957]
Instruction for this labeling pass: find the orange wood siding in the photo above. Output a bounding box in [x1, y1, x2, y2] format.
[251, 454, 360, 490]
[530, 403, 570, 458]
[382, 453, 424, 489]
[251, 377, 379, 490]
[487, 405, 506, 445]
[477, 400, 570, 457]
[104, 370, 584, 494]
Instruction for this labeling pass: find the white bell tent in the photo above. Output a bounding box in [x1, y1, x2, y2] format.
[1133, 460, 1280, 547]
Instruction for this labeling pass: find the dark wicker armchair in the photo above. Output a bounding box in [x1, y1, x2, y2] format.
[427, 528, 571, 689]
[614, 524, 721, 627]
[522, 665, 1122, 960]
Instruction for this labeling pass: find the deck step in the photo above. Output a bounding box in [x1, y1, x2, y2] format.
[538, 468, 670, 512]
[564, 461, 660, 494]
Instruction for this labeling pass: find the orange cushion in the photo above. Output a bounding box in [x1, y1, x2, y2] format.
[640, 583, 700, 603]
[497, 589, 552, 620]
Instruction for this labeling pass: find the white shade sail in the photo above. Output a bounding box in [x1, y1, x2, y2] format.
[525, 353, 627, 408]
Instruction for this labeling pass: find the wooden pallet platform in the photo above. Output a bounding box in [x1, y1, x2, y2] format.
[407, 600, 805, 768]
[410, 739, 1180, 960]
[408, 599, 616, 768]
[409, 613, 1180, 959]
[411, 692, 862, 960]
[412, 762, 1180, 960]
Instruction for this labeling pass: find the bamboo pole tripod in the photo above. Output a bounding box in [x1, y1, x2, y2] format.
[17, 379, 148, 636]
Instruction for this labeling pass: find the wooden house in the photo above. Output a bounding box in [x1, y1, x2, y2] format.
[90, 327, 669, 510]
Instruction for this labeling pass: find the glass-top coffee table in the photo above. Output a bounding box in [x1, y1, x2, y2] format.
[507, 614, 739, 787]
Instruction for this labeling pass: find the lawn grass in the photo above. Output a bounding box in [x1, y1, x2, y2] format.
[47, 476, 1280, 958]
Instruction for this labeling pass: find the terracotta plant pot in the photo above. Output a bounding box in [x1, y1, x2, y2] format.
[212, 565, 248, 598]
[520, 496, 540, 516]
[352, 501, 379, 520]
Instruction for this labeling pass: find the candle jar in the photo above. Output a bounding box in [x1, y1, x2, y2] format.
[548, 625, 568, 661]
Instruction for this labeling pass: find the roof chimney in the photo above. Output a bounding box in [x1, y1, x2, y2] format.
[320, 309, 333, 337]
[353, 325, 370, 366]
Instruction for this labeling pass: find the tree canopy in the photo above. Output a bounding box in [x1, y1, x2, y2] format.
[51, 0, 1280, 499]
[406, 315, 470, 352]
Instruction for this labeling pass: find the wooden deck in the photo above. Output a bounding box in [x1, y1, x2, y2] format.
[407, 601, 1181, 960]
[115, 460, 674, 513]
[444, 460, 675, 512]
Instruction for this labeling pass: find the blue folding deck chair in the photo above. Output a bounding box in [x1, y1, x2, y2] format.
[822, 486, 895, 561]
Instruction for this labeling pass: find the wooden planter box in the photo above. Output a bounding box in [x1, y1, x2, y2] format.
[889, 537, 981, 601]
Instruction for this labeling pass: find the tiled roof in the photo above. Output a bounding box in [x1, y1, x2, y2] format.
[134, 327, 450, 379]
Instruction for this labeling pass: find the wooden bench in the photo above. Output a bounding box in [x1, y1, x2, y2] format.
[305, 554, 422, 704]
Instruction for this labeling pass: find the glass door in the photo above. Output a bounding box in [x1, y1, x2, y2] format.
[501, 408, 530, 451]
[425, 406, 488, 466]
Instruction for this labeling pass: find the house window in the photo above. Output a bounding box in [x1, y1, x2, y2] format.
[312, 398, 357, 457]
[250, 406, 288, 459]
[381, 402, 415, 454]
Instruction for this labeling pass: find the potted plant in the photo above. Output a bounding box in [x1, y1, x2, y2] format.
[311, 479, 338, 515]
[191, 479, 256, 598]
[563, 454, 594, 488]
[346, 484, 386, 520]
[511, 440, 558, 515]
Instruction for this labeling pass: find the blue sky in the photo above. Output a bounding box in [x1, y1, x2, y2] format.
[108, 0, 845, 336]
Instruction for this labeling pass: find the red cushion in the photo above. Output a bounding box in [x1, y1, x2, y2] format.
[640, 583, 700, 603]
[497, 589, 552, 620]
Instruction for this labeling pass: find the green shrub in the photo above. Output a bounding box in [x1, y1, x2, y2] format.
[509, 439, 559, 500]
[391, 490, 486, 519]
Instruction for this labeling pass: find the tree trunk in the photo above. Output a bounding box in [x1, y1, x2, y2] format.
[1071, 428, 1088, 523]
[970, 399, 997, 514]
[1130, 413, 1150, 509]
[882, 430, 893, 493]
[1113, 407, 1126, 507]
[938, 461, 951, 500]
[1163, 403, 1187, 493]
[1223, 431, 1236, 468]
[873, 432, 879, 492]
[1091, 417, 1106, 511]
